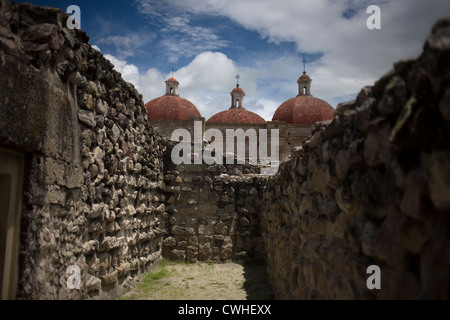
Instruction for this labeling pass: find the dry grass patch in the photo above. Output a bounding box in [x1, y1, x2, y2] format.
[119, 260, 274, 300]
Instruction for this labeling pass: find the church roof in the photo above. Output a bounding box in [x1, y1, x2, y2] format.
[299, 72, 311, 80]
[145, 76, 201, 120]
[272, 95, 334, 125]
[145, 95, 201, 120]
[208, 108, 266, 124]
[231, 85, 244, 94]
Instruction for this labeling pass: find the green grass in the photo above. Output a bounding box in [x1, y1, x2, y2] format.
[137, 260, 172, 291]
[118, 261, 176, 300]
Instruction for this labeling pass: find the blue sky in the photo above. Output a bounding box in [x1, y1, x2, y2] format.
[16, 0, 450, 120]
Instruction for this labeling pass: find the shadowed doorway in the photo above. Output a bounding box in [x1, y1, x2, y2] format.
[0, 149, 24, 300]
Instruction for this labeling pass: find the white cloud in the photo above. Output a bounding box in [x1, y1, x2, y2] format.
[135, 0, 450, 104]
[169, 52, 259, 119]
[110, 0, 450, 122]
[135, 1, 229, 62]
[103, 50, 280, 120]
[98, 32, 155, 59]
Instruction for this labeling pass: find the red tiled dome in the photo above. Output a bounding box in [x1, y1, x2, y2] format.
[167, 77, 178, 82]
[145, 95, 201, 120]
[232, 86, 244, 94]
[299, 73, 311, 80]
[273, 95, 335, 125]
[208, 108, 266, 124]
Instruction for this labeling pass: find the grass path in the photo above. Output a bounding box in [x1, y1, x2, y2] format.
[119, 260, 274, 300]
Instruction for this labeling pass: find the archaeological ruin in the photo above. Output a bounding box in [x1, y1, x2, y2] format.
[0, 0, 449, 300]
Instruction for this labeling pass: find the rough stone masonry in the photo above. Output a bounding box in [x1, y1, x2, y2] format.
[1, 0, 449, 300]
[0, 0, 166, 299]
[261, 16, 450, 299]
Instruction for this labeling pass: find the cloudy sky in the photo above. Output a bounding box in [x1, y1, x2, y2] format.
[19, 0, 450, 120]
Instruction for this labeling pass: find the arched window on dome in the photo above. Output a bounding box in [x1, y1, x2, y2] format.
[235, 99, 240, 109]
[303, 87, 307, 95]
[170, 88, 173, 95]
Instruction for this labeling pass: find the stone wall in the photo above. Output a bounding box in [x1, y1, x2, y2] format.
[162, 142, 267, 262]
[149, 117, 205, 141]
[0, 0, 166, 299]
[261, 16, 450, 299]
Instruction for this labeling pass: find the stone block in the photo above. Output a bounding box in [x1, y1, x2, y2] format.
[198, 243, 212, 261]
[426, 150, 450, 211]
[214, 222, 228, 235]
[180, 206, 197, 215]
[239, 217, 250, 227]
[163, 248, 186, 261]
[44, 185, 66, 205]
[117, 263, 131, 278]
[98, 237, 120, 252]
[364, 122, 392, 166]
[86, 275, 101, 293]
[78, 110, 96, 128]
[100, 271, 118, 286]
[198, 202, 218, 215]
[171, 226, 195, 236]
[373, 210, 407, 261]
[198, 224, 214, 235]
[400, 169, 428, 221]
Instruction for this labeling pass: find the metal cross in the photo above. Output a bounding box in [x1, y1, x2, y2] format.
[171, 67, 174, 77]
[235, 74, 240, 85]
[302, 56, 307, 73]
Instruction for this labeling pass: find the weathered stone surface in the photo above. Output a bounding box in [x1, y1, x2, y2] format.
[3, 0, 450, 301]
[426, 150, 450, 211]
[78, 110, 96, 128]
[0, 0, 166, 300]
[86, 276, 101, 293]
[100, 271, 118, 285]
[163, 237, 177, 248]
[261, 17, 450, 300]
[171, 226, 195, 236]
[214, 222, 228, 235]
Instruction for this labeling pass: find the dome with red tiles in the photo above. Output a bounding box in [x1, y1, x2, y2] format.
[207, 83, 265, 124]
[208, 108, 266, 124]
[299, 73, 311, 80]
[145, 77, 201, 120]
[273, 71, 335, 125]
[231, 86, 244, 94]
[273, 95, 335, 125]
[145, 95, 201, 120]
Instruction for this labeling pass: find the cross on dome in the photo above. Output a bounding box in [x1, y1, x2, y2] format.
[297, 58, 312, 96]
[302, 56, 307, 73]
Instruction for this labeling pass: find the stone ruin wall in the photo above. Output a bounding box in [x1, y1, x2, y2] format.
[261, 17, 450, 300]
[162, 142, 266, 263]
[1, 0, 450, 300]
[0, 0, 166, 299]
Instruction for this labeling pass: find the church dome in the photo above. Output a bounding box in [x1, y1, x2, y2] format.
[299, 73, 311, 80]
[145, 77, 201, 120]
[145, 95, 201, 120]
[231, 86, 244, 94]
[207, 82, 266, 124]
[273, 71, 334, 125]
[273, 95, 335, 125]
[208, 108, 266, 124]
